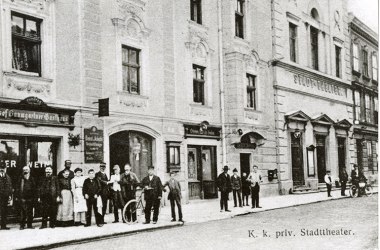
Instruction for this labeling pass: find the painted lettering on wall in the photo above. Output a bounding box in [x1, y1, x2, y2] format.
[293, 74, 346, 97]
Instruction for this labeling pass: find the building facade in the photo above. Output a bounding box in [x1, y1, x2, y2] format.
[271, 0, 354, 193]
[348, 13, 378, 183]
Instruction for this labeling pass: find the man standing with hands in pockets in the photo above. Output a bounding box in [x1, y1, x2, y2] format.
[141, 166, 162, 224]
[248, 165, 262, 209]
[163, 171, 183, 222]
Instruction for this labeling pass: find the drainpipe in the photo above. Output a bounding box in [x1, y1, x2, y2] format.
[217, 0, 227, 166]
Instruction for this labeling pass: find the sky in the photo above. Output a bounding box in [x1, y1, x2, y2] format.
[348, 0, 379, 33]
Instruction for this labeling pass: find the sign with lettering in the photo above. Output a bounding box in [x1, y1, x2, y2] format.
[184, 124, 221, 140]
[293, 74, 346, 97]
[84, 126, 104, 163]
[234, 143, 257, 149]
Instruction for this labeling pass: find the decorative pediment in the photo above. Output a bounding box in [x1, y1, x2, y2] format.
[185, 25, 212, 62]
[244, 50, 261, 72]
[311, 114, 334, 126]
[334, 119, 352, 130]
[285, 110, 311, 123]
[5, 0, 55, 12]
[234, 131, 266, 149]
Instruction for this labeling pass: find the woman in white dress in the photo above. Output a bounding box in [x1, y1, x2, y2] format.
[71, 168, 87, 226]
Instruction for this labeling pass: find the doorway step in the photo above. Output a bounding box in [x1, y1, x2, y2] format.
[317, 183, 351, 192]
[291, 186, 319, 195]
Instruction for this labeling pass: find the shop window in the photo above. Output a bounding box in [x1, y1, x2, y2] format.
[289, 23, 297, 63]
[122, 46, 140, 94]
[11, 12, 42, 76]
[310, 26, 319, 70]
[354, 90, 362, 122]
[353, 43, 359, 72]
[246, 74, 256, 109]
[190, 0, 202, 24]
[365, 94, 372, 123]
[167, 142, 180, 172]
[335, 45, 342, 78]
[235, 0, 244, 39]
[372, 53, 378, 82]
[362, 49, 369, 77]
[193, 64, 205, 105]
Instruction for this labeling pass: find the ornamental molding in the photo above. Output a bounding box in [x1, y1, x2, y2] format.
[186, 25, 213, 60]
[117, 93, 148, 109]
[6, 78, 51, 98]
[7, 0, 54, 12]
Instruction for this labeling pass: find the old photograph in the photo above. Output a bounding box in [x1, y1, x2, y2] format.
[0, 0, 378, 249]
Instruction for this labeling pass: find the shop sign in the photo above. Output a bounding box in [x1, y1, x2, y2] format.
[184, 124, 221, 140]
[234, 143, 257, 149]
[293, 74, 345, 97]
[84, 126, 104, 163]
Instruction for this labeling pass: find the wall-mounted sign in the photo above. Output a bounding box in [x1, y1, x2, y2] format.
[84, 126, 104, 163]
[234, 143, 257, 149]
[184, 124, 221, 140]
[293, 74, 346, 97]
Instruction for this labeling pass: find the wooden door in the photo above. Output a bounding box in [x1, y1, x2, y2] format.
[316, 135, 327, 183]
[291, 133, 304, 186]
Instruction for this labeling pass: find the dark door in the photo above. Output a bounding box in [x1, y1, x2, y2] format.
[202, 146, 217, 199]
[291, 132, 304, 186]
[187, 147, 201, 199]
[316, 135, 327, 183]
[240, 153, 250, 177]
[337, 137, 346, 173]
[110, 131, 130, 174]
[356, 139, 363, 168]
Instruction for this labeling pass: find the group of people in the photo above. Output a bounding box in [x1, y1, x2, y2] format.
[324, 164, 368, 197]
[0, 160, 184, 230]
[216, 165, 263, 212]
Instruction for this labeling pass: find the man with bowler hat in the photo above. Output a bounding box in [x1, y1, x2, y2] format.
[96, 162, 109, 224]
[0, 162, 12, 230]
[216, 165, 232, 212]
[141, 166, 162, 224]
[163, 171, 183, 222]
[58, 160, 74, 180]
[231, 168, 242, 207]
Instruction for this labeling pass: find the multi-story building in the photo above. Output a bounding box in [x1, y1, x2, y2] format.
[348, 13, 378, 183]
[270, 0, 354, 193]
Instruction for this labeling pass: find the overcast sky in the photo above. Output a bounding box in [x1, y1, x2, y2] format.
[348, 0, 378, 33]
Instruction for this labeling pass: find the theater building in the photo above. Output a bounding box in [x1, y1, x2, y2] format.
[271, 0, 354, 193]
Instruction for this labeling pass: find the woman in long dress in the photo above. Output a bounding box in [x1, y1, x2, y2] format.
[71, 168, 87, 226]
[57, 169, 74, 227]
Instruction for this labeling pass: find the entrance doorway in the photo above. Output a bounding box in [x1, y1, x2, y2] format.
[337, 137, 346, 173]
[240, 153, 250, 177]
[291, 132, 304, 186]
[316, 135, 327, 183]
[187, 146, 217, 199]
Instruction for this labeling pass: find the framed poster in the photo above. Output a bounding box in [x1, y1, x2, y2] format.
[84, 126, 104, 163]
[307, 149, 315, 177]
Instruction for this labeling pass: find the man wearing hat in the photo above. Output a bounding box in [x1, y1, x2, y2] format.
[231, 168, 242, 207]
[119, 164, 139, 223]
[141, 166, 163, 224]
[58, 160, 74, 180]
[0, 162, 12, 230]
[38, 166, 59, 229]
[96, 162, 109, 224]
[163, 171, 183, 222]
[324, 170, 333, 197]
[247, 165, 262, 209]
[216, 166, 232, 212]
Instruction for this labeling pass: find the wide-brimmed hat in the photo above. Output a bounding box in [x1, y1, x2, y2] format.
[100, 162, 106, 168]
[233, 168, 238, 172]
[148, 165, 155, 170]
[223, 165, 229, 171]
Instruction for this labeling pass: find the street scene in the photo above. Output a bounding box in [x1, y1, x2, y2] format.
[0, 0, 378, 249]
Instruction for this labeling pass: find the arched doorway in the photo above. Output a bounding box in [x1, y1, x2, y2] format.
[109, 130, 153, 180]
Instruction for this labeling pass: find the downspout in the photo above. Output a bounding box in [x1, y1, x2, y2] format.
[217, 0, 227, 166]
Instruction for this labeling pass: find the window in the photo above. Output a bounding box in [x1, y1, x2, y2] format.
[190, 0, 202, 24]
[122, 46, 140, 94]
[11, 12, 42, 76]
[354, 90, 362, 121]
[374, 97, 378, 125]
[246, 74, 256, 109]
[372, 53, 378, 81]
[193, 64, 205, 104]
[235, 0, 244, 39]
[310, 26, 319, 70]
[335, 45, 342, 78]
[353, 44, 359, 72]
[362, 49, 369, 76]
[167, 142, 180, 172]
[289, 23, 297, 63]
[365, 94, 372, 123]
[367, 141, 373, 173]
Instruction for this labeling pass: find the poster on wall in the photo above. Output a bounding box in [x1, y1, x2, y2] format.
[84, 126, 104, 163]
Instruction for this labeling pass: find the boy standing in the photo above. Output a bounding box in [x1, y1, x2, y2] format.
[231, 168, 242, 207]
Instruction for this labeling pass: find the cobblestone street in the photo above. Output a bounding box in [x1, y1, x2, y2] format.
[55, 194, 378, 250]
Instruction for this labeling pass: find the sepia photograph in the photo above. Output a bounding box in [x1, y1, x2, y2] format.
[0, 0, 378, 249]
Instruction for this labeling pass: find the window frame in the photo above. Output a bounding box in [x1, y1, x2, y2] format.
[372, 53, 378, 81]
[353, 43, 360, 72]
[310, 26, 319, 71]
[235, 0, 245, 39]
[354, 90, 362, 122]
[289, 23, 297, 63]
[335, 45, 342, 78]
[166, 142, 181, 172]
[362, 49, 369, 77]
[246, 74, 256, 109]
[364, 93, 372, 123]
[374, 97, 378, 125]
[122, 45, 141, 94]
[190, 0, 202, 25]
[192, 64, 205, 105]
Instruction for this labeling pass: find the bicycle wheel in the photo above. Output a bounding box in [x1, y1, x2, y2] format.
[350, 186, 358, 198]
[365, 185, 373, 197]
[123, 199, 137, 223]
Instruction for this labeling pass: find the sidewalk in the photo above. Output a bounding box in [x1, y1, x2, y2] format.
[1, 188, 377, 250]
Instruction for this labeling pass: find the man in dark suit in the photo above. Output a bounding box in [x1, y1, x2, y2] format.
[217, 165, 232, 212]
[119, 164, 139, 223]
[231, 168, 242, 207]
[0, 162, 12, 230]
[339, 168, 348, 196]
[141, 166, 162, 224]
[95, 162, 109, 224]
[58, 160, 74, 180]
[248, 165, 262, 209]
[83, 169, 102, 227]
[38, 166, 59, 229]
[163, 171, 183, 222]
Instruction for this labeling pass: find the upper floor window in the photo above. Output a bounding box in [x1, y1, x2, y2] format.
[310, 26, 319, 70]
[11, 12, 42, 76]
[362, 49, 369, 77]
[289, 23, 297, 63]
[311, 8, 320, 21]
[190, 0, 202, 24]
[354, 90, 361, 121]
[193, 64, 205, 105]
[372, 53, 378, 81]
[235, 0, 244, 39]
[246, 74, 256, 109]
[335, 45, 342, 78]
[364, 93, 372, 123]
[374, 97, 378, 125]
[353, 44, 359, 72]
[122, 46, 140, 94]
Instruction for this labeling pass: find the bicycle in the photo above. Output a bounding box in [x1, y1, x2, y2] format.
[349, 181, 373, 197]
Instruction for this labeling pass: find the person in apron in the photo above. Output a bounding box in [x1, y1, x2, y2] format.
[71, 168, 87, 226]
[57, 169, 74, 227]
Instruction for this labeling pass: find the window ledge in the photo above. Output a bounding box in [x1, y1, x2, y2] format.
[244, 108, 261, 113]
[363, 75, 371, 82]
[190, 103, 212, 109]
[372, 79, 378, 85]
[4, 71, 52, 83]
[352, 70, 361, 78]
[188, 20, 208, 32]
[117, 91, 149, 99]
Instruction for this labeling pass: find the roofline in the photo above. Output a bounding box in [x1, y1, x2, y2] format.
[348, 12, 378, 44]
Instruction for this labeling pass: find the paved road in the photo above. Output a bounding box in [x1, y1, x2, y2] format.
[55, 195, 378, 250]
